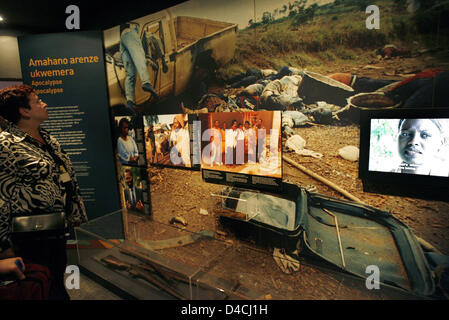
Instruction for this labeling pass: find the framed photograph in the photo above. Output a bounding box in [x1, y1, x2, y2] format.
[119, 165, 151, 215]
[143, 114, 192, 168]
[198, 111, 282, 191]
[368, 118, 449, 177]
[114, 115, 146, 166]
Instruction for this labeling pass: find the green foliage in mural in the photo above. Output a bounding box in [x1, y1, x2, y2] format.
[370, 120, 399, 168]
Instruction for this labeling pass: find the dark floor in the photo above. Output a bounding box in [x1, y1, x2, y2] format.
[65, 272, 121, 300]
[66, 248, 122, 300]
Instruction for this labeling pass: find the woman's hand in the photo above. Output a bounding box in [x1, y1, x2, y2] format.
[0, 258, 25, 280]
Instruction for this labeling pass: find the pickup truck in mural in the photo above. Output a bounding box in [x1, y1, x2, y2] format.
[216, 183, 449, 299]
[104, 10, 237, 110]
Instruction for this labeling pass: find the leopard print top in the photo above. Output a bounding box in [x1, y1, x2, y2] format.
[0, 124, 87, 252]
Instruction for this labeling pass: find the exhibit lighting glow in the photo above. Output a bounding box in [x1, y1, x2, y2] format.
[0, 16, 4, 22]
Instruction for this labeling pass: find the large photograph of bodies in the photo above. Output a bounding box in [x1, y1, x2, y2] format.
[369, 118, 449, 177]
[199, 111, 282, 178]
[104, 0, 449, 117]
[143, 114, 191, 167]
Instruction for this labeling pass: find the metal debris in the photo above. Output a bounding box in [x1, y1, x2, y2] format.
[273, 248, 300, 274]
[169, 215, 188, 226]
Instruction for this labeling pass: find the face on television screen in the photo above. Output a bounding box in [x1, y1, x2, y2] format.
[369, 118, 449, 177]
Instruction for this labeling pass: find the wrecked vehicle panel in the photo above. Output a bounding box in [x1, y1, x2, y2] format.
[304, 192, 434, 296]
[104, 10, 237, 109]
[216, 183, 436, 297]
[217, 184, 305, 251]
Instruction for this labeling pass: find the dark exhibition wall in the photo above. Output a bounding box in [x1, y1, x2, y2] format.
[0, 1, 188, 34]
[1, 0, 449, 300]
[18, 31, 121, 219]
[0, 0, 186, 79]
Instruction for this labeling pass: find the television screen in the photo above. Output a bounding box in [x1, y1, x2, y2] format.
[368, 118, 449, 177]
[359, 109, 449, 200]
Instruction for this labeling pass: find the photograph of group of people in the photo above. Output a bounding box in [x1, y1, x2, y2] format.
[369, 118, 449, 177]
[199, 111, 282, 178]
[143, 114, 192, 167]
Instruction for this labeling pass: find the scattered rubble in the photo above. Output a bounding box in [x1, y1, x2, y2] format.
[338, 146, 360, 162]
[169, 215, 188, 226]
[285, 135, 323, 159]
[273, 248, 300, 274]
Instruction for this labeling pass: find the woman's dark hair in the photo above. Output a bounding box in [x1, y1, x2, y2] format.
[0, 85, 34, 124]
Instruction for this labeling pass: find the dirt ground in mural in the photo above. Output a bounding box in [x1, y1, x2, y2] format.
[124, 125, 448, 300]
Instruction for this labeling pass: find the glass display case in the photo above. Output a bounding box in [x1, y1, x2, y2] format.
[74, 196, 423, 300]
[75, 209, 261, 300]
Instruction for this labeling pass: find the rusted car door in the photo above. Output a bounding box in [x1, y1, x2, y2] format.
[302, 193, 435, 296]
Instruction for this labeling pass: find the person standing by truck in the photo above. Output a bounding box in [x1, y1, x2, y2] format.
[120, 23, 158, 114]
